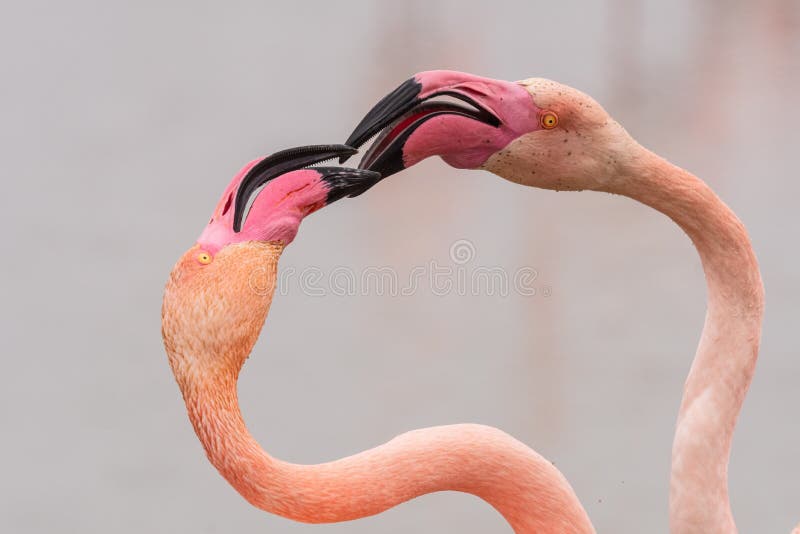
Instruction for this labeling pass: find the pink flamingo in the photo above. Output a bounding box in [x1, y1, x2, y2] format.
[341, 70, 776, 532]
[162, 144, 594, 533]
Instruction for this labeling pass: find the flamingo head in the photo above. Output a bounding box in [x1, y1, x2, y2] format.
[162, 145, 380, 379]
[197, 144, 380, 254]
[344, 70, 634, 193]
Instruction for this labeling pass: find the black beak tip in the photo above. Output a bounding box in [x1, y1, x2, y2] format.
[336, 145, 358, 163]
[317, 167, 383, 204]
[361, 154, 406, 181]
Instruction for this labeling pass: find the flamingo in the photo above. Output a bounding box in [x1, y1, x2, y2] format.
[161, 144, 595, 533]
[341, 70, 774, 533]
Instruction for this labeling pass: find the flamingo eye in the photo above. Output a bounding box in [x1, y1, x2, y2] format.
[540, 111, 558, 129]
[197, 251, 213, 265]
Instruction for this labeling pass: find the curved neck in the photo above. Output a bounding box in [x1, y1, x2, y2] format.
[172, 313, 595, 533]
[619, 147, 764, 533]
[180, 378, 596, 532]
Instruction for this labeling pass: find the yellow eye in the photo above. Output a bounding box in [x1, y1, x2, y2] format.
[540, 111, 558, 129]
[197, 251, 212, 265]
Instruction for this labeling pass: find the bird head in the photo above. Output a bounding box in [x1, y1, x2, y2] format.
[344, 70, 636, 193]
[162, 145, 380, 381]
[198, 144, 380, 253]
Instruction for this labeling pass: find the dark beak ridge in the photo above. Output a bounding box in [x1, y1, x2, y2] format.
[340, 77, 423, 162]
[234, 144, 357, 232]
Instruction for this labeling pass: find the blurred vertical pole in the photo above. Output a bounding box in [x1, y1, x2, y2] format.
[687, 0, 734, 185]
[360, 0, 484, 262]
[514, 203, 564, 450]
[351, 1, 490, 428]
[607, 0, 643, 109]
[761, 0, 799, 101]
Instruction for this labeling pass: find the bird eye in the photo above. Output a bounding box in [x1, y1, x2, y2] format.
[197, 251, 213, 265]
[540, 111, 558, 129]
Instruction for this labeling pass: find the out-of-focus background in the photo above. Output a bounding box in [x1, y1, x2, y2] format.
[2, 1, 798, 532]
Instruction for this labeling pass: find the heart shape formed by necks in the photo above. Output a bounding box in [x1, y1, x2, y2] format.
[162, 143, 595, 533]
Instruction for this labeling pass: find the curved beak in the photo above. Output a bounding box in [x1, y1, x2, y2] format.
[233, 144, 380, 232]
[341, 73, 501, 176]
[343, 78, 425, 154]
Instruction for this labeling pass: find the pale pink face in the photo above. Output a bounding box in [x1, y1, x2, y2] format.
[194, 145, 381, 256]
[344, 70, 546, 175]
[343, 71, 630, 195]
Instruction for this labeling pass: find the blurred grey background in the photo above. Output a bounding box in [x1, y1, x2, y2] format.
[1, 1, 798, 532]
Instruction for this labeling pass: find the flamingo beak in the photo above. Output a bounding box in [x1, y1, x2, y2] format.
[232, 144, 380, 232]
[341, 76, 500, 176]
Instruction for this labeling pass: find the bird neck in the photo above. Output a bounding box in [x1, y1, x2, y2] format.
[165, 253, 597, 532]
[618, 147, 764, 532]
[181, 373, 293, 513]
[162, 242, 287, 513]
[181, 371, 597, 532]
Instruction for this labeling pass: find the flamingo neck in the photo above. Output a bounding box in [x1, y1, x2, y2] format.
[619, 148, 764, 533]
[180, 371, 596, 532]
[165, 259, 596, 533]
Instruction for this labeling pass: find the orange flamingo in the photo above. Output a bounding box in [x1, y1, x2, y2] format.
[162, 144, 594, 533]
[342, 70, 773, 532]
